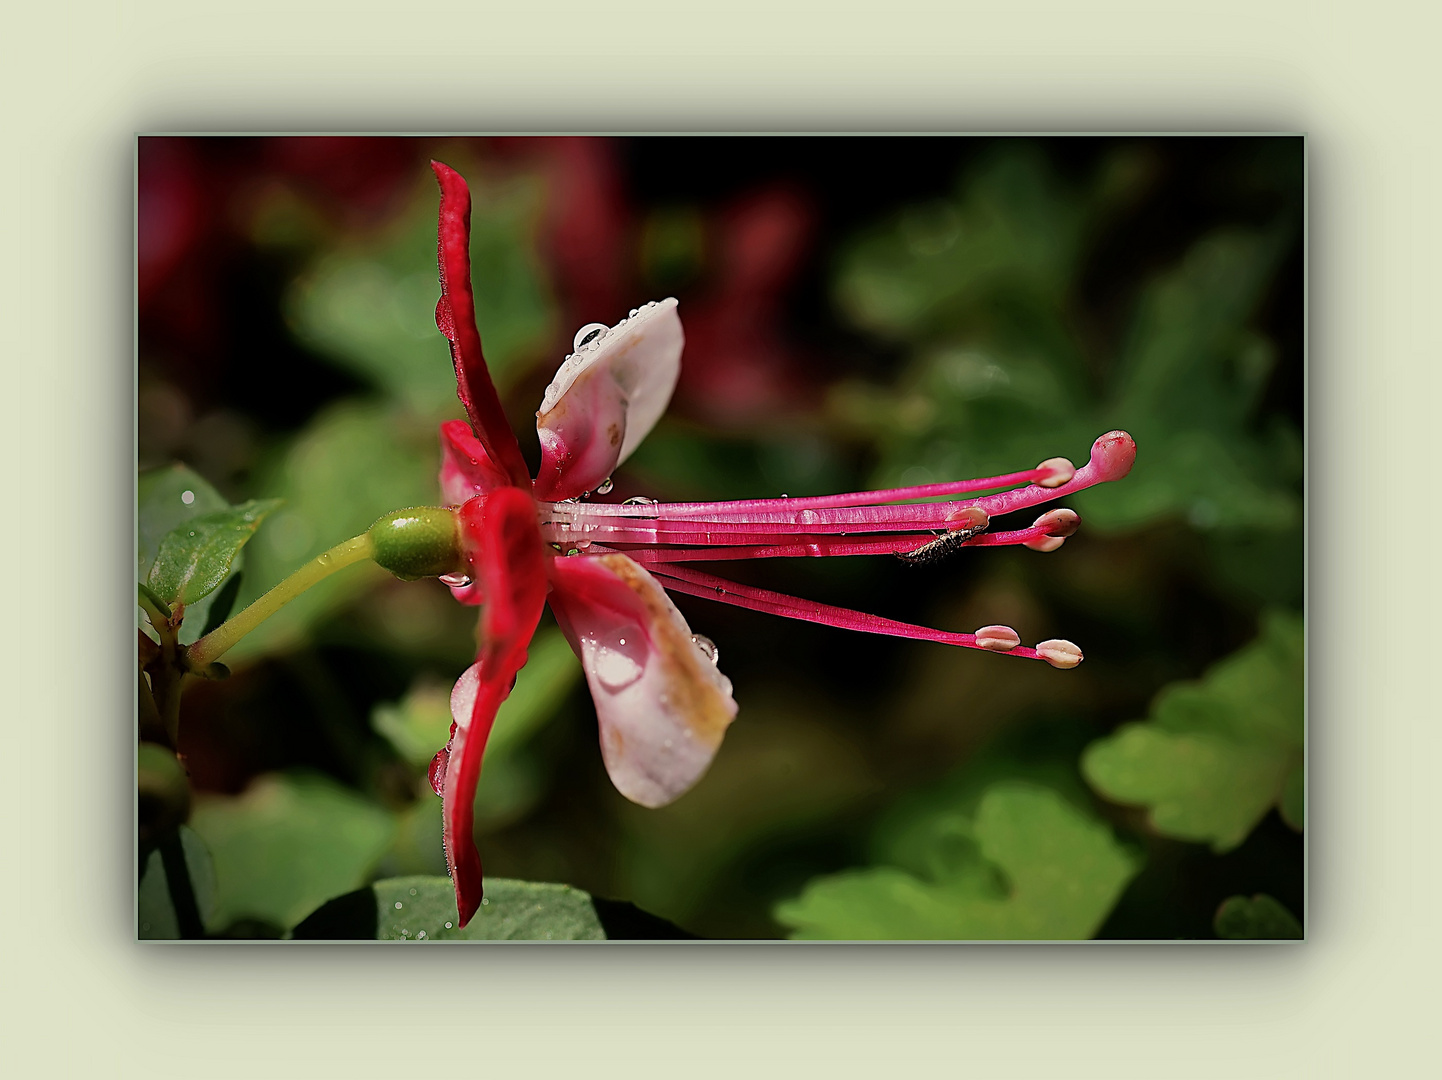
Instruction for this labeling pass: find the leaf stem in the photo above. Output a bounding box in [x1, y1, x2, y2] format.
[185, 534, 376, 669]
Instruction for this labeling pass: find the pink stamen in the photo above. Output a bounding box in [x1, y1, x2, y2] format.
[552, 466, 1055, 519]
[540, 433, 1134, 552]
[645, 562, 1048, 660]
[607, 517, 1068, 565]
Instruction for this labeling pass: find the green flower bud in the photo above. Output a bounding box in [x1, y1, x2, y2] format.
[368, 506, 463, 581]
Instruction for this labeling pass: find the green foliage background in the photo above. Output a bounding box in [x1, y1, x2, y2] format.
[138, 136, 1303, 940]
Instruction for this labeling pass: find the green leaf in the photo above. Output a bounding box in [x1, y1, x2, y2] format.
[775, 782, 1140, 940]
[828, 144, 1301, 537]
[187, 771, 396, 932]
[138, 826, 217, 940]
[138, 464, 239, 645]
[146, 499, 280, 607]
[293, 876, 605, 941]
[374, 629, 581, 846]
[284, 171, 555, 412]
[1214, 893, 1303, 939]
[1082, 610, 1304, 852]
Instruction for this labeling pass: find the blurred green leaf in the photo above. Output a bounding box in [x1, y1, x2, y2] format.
[294, 876, 605, 941]
[373, 627, 580, 767]
[830, 144, 1300, 536]
[188, 771, 396, 932]
[835, 145, 1088, 346]
[146, 499, 280, 606]
[1214, 893, 1302, 939]
[373, 627, 581, 832]
[285, 172, 555, 412]
[1082, 610, 1304, 852]
[138, 464, 239, 645]
[231, 402, 440, 659]
[776, 782, 1139, 939]
[138, 826, 217, 940]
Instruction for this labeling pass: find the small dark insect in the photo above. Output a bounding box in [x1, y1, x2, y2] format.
[895, 524, 987, 566]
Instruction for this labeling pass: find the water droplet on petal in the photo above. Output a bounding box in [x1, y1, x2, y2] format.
[592, 633, 644, 691]
[596, 477, 614, 495]
[574, 322, 608, 350]
[691, 634, 720, 665]
[439, 572, 472, 588]
[180, 490, 195, 505]
[428, 744, 451, 797]
[622, 496, 656, 505]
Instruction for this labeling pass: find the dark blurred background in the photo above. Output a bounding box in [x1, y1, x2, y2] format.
[138, 135, 1303, 939]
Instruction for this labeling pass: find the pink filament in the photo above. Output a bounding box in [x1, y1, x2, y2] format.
[611, 521, 1057, 564]
[645, 562, 1043, 660]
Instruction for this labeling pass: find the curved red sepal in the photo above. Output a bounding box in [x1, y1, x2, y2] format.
[437, 485, 547, 926]
[432, 161, 533, 491]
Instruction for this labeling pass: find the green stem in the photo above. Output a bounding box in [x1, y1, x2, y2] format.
[185, 534, 376, 669]
[137, 583, 173, 637]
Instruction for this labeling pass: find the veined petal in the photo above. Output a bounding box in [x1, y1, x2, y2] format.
[431, 161, 532, 491]
[547, 551, 737, 808]
[437, 486, 547, 927]
[533, 299, 683, 501]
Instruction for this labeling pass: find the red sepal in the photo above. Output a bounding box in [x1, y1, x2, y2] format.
[432, 161, 532, 491]
[437, 486, 547, 926]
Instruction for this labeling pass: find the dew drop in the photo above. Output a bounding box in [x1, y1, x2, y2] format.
[445, 921, 453, 929]
[394, 901, 403, 910]
[481, 898, 489, 906]
[573, 322, 608, 350]
[417, 930, 427, 939]
[439, 572, 472, 588]
[409, 887, 417, 896]
[180, 490, 195, 505]
[187, 530, 196, 538]
[691, 634, 720, 665]
[592, 634, 644, 691]
[596, 476, 614, 495]
[622, 496, 656, 505]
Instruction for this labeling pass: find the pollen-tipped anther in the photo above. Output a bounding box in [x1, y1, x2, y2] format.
[974, 625, 1021, 651]
[1036, 639, 1083, 669]
[1088, 431, 1136, 482]
[1035, 457, 1076, 488]
[1024, 535, 1066, 552]
[945, 506, 990, 532]
[1033, 508, 1079, 537]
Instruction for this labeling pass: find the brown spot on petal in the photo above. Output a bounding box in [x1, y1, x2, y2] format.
[599, 554, 735, 750]
[608, 423, 622, 448]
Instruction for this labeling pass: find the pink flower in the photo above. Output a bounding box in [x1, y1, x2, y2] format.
[425, 162, 1135, 926]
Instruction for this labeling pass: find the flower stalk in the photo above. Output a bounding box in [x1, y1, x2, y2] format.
[185, 533, 375, 669]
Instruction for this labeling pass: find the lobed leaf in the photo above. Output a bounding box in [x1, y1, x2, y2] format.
[1082, 610, 1304, 851]
[775, 782, 1140, 940]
